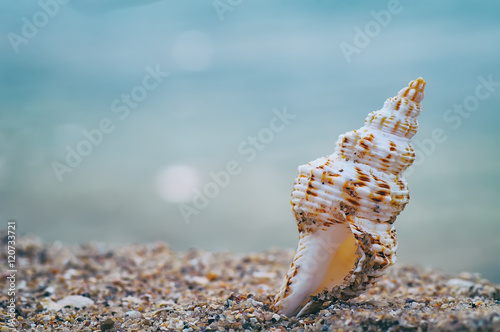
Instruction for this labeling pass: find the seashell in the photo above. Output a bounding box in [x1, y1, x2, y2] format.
[273, 78, 426, 316]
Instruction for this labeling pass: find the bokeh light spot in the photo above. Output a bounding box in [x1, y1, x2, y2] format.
[156, 164, 201, 203]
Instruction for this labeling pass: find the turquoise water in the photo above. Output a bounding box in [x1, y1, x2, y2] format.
[1, 0, 499, 282]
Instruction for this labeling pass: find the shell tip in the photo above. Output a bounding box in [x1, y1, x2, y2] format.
[399, 77, 426, 103]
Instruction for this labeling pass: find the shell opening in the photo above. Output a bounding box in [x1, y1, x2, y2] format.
[274, 224, 360, 316]
[311, 229, 358, 295]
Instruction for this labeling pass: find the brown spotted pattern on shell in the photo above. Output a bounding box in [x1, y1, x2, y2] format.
[273, 78, 426, 316]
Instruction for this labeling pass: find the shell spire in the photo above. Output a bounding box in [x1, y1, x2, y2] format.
[399, 77, 425, 103]
[273, 78, 426, 317]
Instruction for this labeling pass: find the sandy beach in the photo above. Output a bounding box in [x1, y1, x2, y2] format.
[1, 235, 499, 331]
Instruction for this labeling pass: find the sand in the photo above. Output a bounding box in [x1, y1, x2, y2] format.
[1, 235, 499, 331]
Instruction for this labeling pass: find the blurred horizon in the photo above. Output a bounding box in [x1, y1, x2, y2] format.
[1, 0, 499, 282]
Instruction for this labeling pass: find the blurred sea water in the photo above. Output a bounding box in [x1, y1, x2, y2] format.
[1, 0, 499, 282]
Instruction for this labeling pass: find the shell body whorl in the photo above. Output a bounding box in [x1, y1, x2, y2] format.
[274, 78, 426, 317]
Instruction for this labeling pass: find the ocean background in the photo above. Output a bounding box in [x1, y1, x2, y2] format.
[1, 0, 499, 282]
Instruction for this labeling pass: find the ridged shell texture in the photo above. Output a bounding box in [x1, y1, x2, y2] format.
[273, 78, 426, 316]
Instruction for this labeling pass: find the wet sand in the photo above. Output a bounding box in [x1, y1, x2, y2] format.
[1, 235, 499, 331]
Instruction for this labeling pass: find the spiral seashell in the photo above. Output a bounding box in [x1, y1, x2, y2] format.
[273, 78, 426, 317]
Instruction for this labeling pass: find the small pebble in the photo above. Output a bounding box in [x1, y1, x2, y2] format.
[125, 310, 142, 319]
[57, 295, 94, 308]
[100, 318, 115, 331]
[447, 278, 475, 288]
